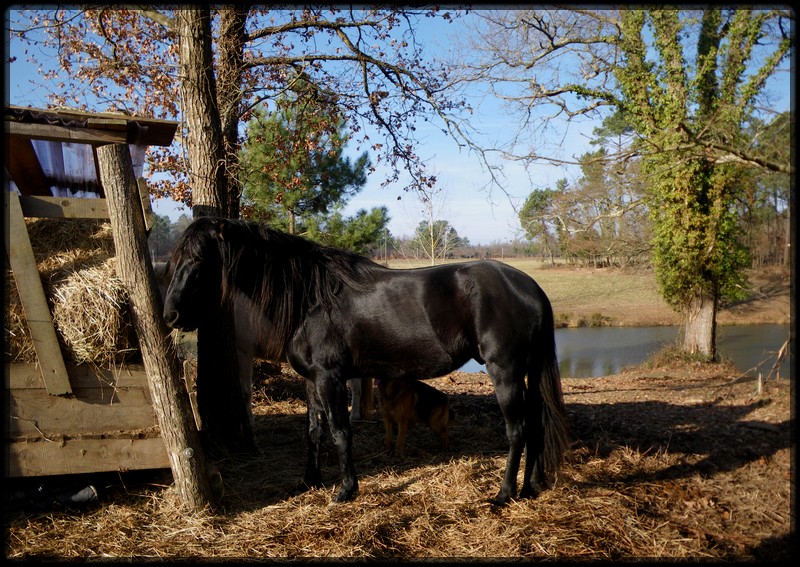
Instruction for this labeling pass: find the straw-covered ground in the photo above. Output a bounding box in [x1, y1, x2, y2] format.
[4, 229, 793, 560]
[5, 355, 793, 561]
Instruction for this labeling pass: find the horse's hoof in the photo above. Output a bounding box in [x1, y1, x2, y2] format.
[488, 490, 514, 507]
[331, 486, 358, 503]
[519, 485, 543, 499]
[292, 478, 320, 496]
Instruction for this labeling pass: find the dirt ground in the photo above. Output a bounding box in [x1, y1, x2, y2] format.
[3, 266, 794, 560]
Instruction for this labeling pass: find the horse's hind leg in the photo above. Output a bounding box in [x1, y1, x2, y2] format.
[300, 379, 325, 492]
[487, 362, 526, 505]
[520, 374, 547, 499]
[315, 372, 359, 503]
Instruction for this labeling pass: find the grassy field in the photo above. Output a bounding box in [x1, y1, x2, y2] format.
[384, 258, 790, 328]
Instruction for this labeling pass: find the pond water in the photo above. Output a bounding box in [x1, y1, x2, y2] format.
[459, 324, 792, 379]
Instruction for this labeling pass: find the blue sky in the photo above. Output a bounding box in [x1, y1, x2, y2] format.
[6, 9, 792, 245]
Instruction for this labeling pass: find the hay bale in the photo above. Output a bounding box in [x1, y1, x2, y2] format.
[4, 217, 138, 367]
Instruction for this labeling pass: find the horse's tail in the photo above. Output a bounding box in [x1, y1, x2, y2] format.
[531, 319, 571, 483]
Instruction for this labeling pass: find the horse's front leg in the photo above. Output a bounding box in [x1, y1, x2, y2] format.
[316, 372, 358, 503]
[235, 348, 257, 452]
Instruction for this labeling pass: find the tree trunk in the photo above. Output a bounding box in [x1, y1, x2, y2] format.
[682, 291, 718, 360]
[216, 8, 248, 219]
[97, 143, 217, 512]
[176, 8, 228, 219]
[176, 8, 254, 455]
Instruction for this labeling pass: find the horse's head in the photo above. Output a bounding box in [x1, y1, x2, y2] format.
[163, 217, 227, 331]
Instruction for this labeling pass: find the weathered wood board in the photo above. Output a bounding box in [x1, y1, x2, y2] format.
[5, 363, 171, 478]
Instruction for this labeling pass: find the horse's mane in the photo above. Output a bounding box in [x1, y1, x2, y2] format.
[174, 217, 381, 357]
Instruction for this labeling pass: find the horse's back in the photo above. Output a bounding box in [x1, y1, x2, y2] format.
[455, 260, 552, 322]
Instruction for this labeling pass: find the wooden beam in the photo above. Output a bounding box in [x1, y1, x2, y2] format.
[18, 195, 109, 219]
[6, 122, 131, 146]
[6, 437, 170, 477]
[7, 369, 159, 438]
[6, 115, 178, 147]
[7, 362, 148, 391]
[4, 192, 72, 395]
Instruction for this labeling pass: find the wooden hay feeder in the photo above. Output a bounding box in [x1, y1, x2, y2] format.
[4, 106, 179, 478]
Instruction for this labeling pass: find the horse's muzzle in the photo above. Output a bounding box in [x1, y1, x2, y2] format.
[163, 306, 197, 331]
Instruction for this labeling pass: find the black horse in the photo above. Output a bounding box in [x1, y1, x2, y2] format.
[163, 217, 570, 505]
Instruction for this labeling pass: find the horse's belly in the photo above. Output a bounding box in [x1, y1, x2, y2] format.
[357, 359, 452, 380]
[353, 337, 469, 380]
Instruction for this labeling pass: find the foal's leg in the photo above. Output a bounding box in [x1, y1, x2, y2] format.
[227, 348, 256, 453]
[486, 361, 527, 505]
[315, 372, 359, 503]
[432, 407, 451, 451]
[394, 415, 410, 455]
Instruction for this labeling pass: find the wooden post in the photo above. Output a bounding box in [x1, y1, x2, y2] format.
[96, 143, 216, 512]
[4, 192, 72, 395]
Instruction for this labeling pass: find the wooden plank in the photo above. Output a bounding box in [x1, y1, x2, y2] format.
[7, 364, 157, 437]
[6, 121, 131, 146]
[183, 359, 203, 430]
[86, 117, 128, 130]
[17, 195, 110, 219]
[6, 363, 148, 391]
[3, 192, 72, 395]
[7, 384, 158, 440]
[7, 388, 159, 437]
[6, 105, 179, 147]
[6, 117, 178, 148]
[6, 437, 170, 477]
